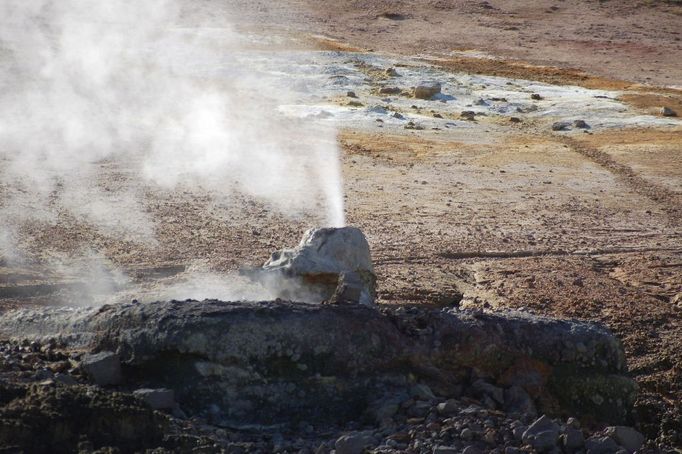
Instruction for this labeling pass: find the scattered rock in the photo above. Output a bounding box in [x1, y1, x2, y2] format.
[461, 111, 476, 120]
[437, 399, 459, 416]
[414, 81, 441, 99]
[522, 415, 560, 451]
[472, 379, 504, 405]
[562, 428, 585, 451]
[379, 86, 401, 95]
[54, 373, 77, 386]
[661, 106, 677, 117]
[433, 446, 458, 454]
[385, 67, 400, 77]
[462, 446, 482, 454]
[509, 117, 521, 123]
[411, 383, 436, 400]
[585, 436, 620, 454]
[531, 93, 543, 100]
[133, 388, 176, 410]
[552, 121, 571, 131]
[81, 351, 122, 386]
[605, 426, 644, 452]
[348, 100, 364, 107]
[504, 386, 536, 417]
[335, 432, 376, 454]
[346, 91, 357, 98]
[573, 119, 590, 129]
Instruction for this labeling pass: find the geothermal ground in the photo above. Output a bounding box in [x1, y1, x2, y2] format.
[0, 0, 681, 452]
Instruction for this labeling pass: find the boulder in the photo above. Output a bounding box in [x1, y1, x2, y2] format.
[414, 81, 441, 99]
[133, 388, 176, 410]
[81, 351, 121, 386]
[523, 415, 560, 451]
[504, 385, 537, 417]
[660, 106, 677, 117]
[585, 436, 620, 454]
[261, 227, 376, 306]
[552, 121, 571, 131]
[604, 426, 644, 452]
[562, 427, 585, 451]
[335, 432, 376, 454]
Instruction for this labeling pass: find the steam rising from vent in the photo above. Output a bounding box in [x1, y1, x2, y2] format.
[0, 0, 345, 257]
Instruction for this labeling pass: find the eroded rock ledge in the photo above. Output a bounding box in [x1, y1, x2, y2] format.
[0, 299, 636, 427]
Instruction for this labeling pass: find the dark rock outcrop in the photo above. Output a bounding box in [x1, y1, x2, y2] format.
[0, 300, 636, 427]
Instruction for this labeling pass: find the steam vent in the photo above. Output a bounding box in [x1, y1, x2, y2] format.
[0, 227, 641, 452]
[261, 227, 377, 306]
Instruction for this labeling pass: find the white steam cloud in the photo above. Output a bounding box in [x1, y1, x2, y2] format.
[0, 0, 345, 298]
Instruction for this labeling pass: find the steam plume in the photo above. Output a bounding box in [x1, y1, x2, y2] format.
[0, 1, 345, 274]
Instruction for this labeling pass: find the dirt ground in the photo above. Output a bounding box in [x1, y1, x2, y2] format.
[1, 0, 681, 447]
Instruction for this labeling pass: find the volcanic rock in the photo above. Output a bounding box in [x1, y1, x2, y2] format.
[585, 435, 620, 454]
[335, 432, 376, 454]
[0, 300, 636, 427]
[414, 81, 442, 99]
[661, 106, 677, 117]
[552, 121, 571, 131]
[261, 227, 376, 306]
[81, 351, 121, 386]
[605, 426, 645, 452]
[134, 388, 176, 410]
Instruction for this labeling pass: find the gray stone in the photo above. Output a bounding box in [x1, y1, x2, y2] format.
[604, 426, 644, 452]
[414, 81, 441, 99]
[335, 432, 376, 454]
[462, 446, 482, 454]
[262, 227, 376, 306]
[552, 121, 571, 131]
[411, 383, 436, 400]
[379, 86, 401, 95]
[35, 368, 54, 380]
[433, 447, 458, 454]
[54, 373, 77, 386]
[523, 415, 560, 451]
[562, 428, 585, 451]
[529, 430, 560, 451]
[585, 436, 620, 454]
[504, 385, 536, 417]
[460, 428, 474, 441]
[81, 351, 122, 386]
[436, 399, 459, 415]
[472, 379, 504, 404]
[133, 388, 176, 410]
[661, 106, 677, 117]
[573, 119, 590, 129]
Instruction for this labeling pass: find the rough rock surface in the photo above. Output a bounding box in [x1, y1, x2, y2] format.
[260, 227, 377, 306]
[414, 81, 441, 99]
[0, 384, 167, 454]
[81, 351, 122, 386]
[0, 300, 636, 427]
